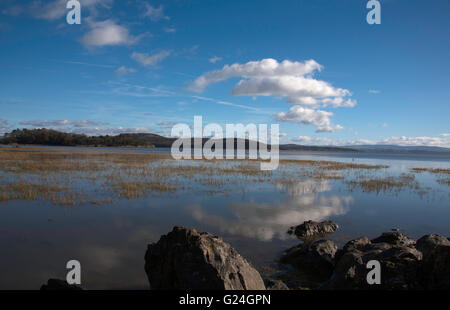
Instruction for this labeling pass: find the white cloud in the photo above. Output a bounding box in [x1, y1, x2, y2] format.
[0, 119, 12, 135]
[209, 56, 222, 64]
[291, 136, 333, 144]
[143, 4, 169, 22]
[189, 58, 322, 93]
[131, 50, 171, 67]
[81, 20, 139, 47]
[191, 95, 260, 112]
[440, 133, 450, 137]
[369, 89, 380, 94]
[164, 27, 176, 33]
[189, 192, 351, 241]
[379, 136, 450, 148]
[20, 120, 109, 128]
[276, 106, 343, 133]
[115, 66, 137, 75]
[189, 58, 355, 132]
[289, 135, 450, 148]
[71, 127, 151, 136]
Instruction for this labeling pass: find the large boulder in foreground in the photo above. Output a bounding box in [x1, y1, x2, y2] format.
[416, 234, 450, 260]
[288, 220, 339, 240]
[417, 234, 450, 289]
[325, 234, 423, 290]
[145, 226, 266, 290]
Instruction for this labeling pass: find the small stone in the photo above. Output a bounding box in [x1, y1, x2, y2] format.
[290, 220, 339, 239]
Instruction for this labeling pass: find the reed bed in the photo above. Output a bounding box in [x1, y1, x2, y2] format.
[0, 147, 437, 205]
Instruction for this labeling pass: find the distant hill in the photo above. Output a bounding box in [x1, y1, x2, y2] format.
[342, 144, 450, 154]
[0, 128, 356, 152]
[279, 143, 355, 152]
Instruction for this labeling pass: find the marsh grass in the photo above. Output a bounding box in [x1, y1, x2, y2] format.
[0, 147, 436, 205]
[346, 174, 420, 194]
[411, 167, 450, 175]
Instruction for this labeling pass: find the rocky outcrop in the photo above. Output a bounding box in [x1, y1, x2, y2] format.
[287, 220, 339, 240]
[281, 239, 338, 279]
[144, 226, 266, 290]
[40, 279, 83, 290]
[371, 232, 416, 247]
[416, 234, 450, 260]
[417, 235, 450, 289]
[325, 235, 423, 290]
[265, 279, 290, 290]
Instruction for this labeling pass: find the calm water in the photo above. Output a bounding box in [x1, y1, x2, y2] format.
[0, 147, 449, 289]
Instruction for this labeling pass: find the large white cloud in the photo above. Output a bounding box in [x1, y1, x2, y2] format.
[189, 58, 322, 92]
[189, 58, 355, 132]
[189, 190, 352, 241]
[276, 106, 343, 133]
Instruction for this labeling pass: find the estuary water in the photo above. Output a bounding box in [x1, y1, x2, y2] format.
[0, 146, 449, 289]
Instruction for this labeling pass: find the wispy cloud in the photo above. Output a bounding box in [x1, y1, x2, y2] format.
[369, 89, 380, 94]
[143, 4, 169, 22]
[290, 135, 450, 148]
[292, 136, 333, 144]
[191, 95, 260, 112]
[131, 50, 172, 67]
[20, 120, 109, 128]
[209, 56, 222, 64]
[164, 27, 176, 33]
[115, 66, 137, 75]
[0, 119, 12, 134]
[53, 60, 115, 68]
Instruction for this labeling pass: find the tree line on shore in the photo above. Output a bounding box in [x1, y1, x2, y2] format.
[0, 128, 160, 147]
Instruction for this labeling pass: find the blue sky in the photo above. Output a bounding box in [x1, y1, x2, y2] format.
[0, 0, 449, 147]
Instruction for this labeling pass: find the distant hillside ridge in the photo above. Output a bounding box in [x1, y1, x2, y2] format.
[0, 128, 357, 152]
[342, 144, 450, 154]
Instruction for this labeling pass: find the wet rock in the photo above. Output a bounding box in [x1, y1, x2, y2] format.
[416, 234, 450, 260]
[371, 232, 416, 247]
[325, 238, 423, 290]
[288, 220, 339, 239]
[265, 279, 289, 290]
[421, 244, 450, 289]
[40, 279, 83, 290]
[281, 239, 338, 279]
[144, 226, 266, 290]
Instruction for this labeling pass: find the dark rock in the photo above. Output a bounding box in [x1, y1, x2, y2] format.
[288, 220, 339, 240]
[265, 279, 289, 290]
[40, 279, 83, 290]
[281, 239, 338, 279]
[325, 237, 423, 290]
[371, 232, 416, 247]
[144, 226, 266, 290]
[416, 234, 450, 260]
[421, 244, 450, 289]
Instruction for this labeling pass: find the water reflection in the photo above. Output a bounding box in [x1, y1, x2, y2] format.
[190, 180, 352, 241]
